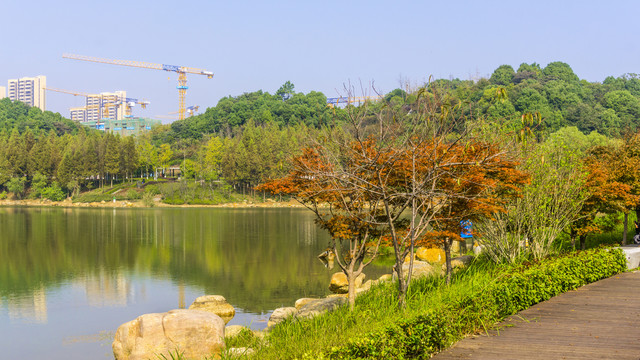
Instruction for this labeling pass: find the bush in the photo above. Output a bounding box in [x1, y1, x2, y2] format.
[326, 248, 626, 359]
[72, 193, 124, 203]
[126, 189, 142, 200]
[144, 184, 161, 195]
[42, 182, 66, 201]
[142, 192, 155, 207]
[6, 177, 26, 199]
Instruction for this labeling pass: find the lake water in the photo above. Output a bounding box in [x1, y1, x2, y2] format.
[0, 206, 389, 359]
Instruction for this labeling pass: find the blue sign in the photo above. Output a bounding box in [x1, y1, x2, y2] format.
[114, 127, 122, 131]
[460, 220, 473, 238]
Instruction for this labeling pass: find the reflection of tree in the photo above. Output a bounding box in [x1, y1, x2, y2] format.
[0, 207, 388, 313]
[7, 285, 47, 323]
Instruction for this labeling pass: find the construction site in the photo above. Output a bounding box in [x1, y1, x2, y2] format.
[1, 53, 214, 136]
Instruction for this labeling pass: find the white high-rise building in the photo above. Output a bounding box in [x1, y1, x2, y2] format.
[0, 86, 6, 99]
[7, 76, 46, 110]
[85, 91, 126, 122]
[69, 90, 127, 122]
[70, 107, 87, 122]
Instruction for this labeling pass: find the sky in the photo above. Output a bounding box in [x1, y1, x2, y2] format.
[1, 0, 639, 123]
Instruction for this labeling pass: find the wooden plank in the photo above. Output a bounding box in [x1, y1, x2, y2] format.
[433, 271, 640, 359]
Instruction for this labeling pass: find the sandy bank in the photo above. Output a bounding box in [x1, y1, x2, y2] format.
[0, 198, 304, 209]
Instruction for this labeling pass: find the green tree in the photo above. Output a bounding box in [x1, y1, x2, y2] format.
[137, 137, 158, 178]
[6, 176, 27, 199]
[490, 65, 515, 86]
[103, 133, 121, 187]
[6, 128, 26, 176]
[158, 143, 173, 177]
[276, 81, 295, 101]
[542, 61, 580, 83]
[119, 136, 139, 181]
[30, 172, 48, 199]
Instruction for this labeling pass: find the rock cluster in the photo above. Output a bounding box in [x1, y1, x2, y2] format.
[113, 250, 477, 360]
[113, 296, 237, 360]
[268, 273, 394, 328]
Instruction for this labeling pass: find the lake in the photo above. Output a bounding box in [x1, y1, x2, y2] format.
[0, 206, 389, 359]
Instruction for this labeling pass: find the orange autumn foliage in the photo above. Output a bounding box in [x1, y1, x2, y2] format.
[258, 136, 528, 250]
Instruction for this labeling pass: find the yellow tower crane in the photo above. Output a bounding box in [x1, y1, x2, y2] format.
[62, 53, 213, 121]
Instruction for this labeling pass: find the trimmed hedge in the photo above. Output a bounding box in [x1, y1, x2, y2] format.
[326, 248, 627, 359]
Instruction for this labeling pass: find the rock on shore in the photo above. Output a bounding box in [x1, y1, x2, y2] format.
[112, 309, 225, 360]
[188, 295, 236, 324]
[328, 272, 366, 294]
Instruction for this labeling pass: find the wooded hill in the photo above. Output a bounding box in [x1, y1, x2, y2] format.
[1, 61, 640, 202]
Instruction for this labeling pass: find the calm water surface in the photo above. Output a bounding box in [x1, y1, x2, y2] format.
[0, 206, 389, 359]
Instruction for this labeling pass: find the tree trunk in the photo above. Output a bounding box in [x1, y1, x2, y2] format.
[570, 227, 577, 250]
[623, 212, 629, 245]
[396, 261, 407, 309]
[347, 271, 356, 311]
[444, 238, 452, 285]
[579, 234, 587, 250]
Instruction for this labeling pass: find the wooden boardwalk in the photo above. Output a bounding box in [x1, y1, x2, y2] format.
[433, 271, 640, 360]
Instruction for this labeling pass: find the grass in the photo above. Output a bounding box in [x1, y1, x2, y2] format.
[236, 259, 501, 359]
[227, 246, 626, 359]
[147, 243, 626, 359]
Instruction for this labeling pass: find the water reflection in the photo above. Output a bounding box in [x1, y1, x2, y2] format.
[0, 206, 390, 359]
[77, 271, 132, 308]
[7, 285, 47, 323]
[0, 206, 388, 319]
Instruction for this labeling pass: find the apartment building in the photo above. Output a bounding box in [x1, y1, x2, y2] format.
[0, 86, 6, 99]
[85, 91, 126, 122]
[70, 107, 87, 122]
[69, 91, 127, 122]
[7, 76, 46, 110]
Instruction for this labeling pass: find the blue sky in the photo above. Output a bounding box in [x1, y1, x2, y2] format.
[1, 0, 639, 123]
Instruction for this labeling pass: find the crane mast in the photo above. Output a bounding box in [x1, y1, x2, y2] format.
[62, 53, 213, 120]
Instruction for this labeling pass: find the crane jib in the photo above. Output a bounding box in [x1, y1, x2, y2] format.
[162, 64, 182, 72]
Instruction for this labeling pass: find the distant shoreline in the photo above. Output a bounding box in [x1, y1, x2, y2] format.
[0, 198, 305, 209]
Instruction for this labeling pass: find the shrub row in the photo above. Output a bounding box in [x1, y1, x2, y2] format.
[326, 248, 627, 359]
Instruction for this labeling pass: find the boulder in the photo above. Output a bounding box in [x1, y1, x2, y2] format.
[267, 307, 298, 328]
[294, 298, 320, 310]
[360, 280, 373, 290]
[189, 295, 235, 324]
[451, 240, 461, 254]
[329, 272, 366, 294]
[326, 293, 348, 298]
[355, 280, 373, 296]
[443, 255, 474, 272]
[377, 274, 393, 283]
[252, 330, 266, 340]
[225, 325, 249, 339]
[112, 309, 225, 360]
[416, 247, 446, 264]
[403, 254, 414, 263]
[402, 260, 440, 279]
[297, 296, 347, 320]
[473, 241, 483, 255]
